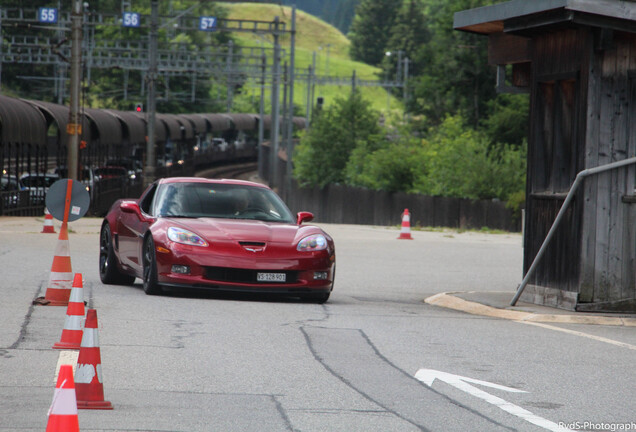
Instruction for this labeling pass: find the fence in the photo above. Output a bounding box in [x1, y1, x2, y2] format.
[260, 145, 520, 232]
[287, 182, 520, 231]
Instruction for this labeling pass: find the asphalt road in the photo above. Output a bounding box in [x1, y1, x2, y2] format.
[0, 217, 634, 432]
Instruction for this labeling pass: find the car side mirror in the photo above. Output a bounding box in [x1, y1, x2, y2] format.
[297, 211, 314, 225]
[120, 201, 152, 222]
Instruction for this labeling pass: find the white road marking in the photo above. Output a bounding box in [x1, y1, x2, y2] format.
[415, 369, 573, 432]
[521, 321, 636, 351]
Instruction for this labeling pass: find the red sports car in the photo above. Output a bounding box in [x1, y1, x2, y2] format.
[99, 177, 335, 303]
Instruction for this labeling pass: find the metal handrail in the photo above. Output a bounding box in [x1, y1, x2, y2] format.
[511, 156, 636, 306]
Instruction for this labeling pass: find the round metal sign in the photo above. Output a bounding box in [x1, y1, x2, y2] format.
[45, 178, 91, 222]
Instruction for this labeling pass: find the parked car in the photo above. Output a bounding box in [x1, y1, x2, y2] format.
[99, 178, 335, 303]
[105, 158, 142, 183]
[55, 166, 96, 202]
[19, 172, 59, 204]
[95, 166, 128, 180]
[1, 175, 25, 209]
[212, 137, 229, 152]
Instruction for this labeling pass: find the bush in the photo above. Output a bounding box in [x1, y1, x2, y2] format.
[294, 90, 382, 188]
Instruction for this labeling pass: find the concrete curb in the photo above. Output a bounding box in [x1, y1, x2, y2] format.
[425, 292, 636, 327]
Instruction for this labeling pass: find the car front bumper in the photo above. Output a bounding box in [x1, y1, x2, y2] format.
[154, 242, 335, 293]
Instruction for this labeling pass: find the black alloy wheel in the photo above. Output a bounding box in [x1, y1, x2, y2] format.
[142, 235, 162, 295]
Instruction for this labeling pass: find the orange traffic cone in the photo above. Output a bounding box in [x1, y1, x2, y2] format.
[397, 208, 413, 240]
[53, 273, 85, 350]
[76, 309, 113, 410]
[42, 222, 73, 306]
[46, 364, 80, 432]
[42, 208, 56, 234]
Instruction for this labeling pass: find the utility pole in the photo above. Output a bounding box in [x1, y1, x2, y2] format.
[305, 64, 312, 126]
[67, 0, 83, 181]
[145, 0, 158, 186]
[352, 70, 357, 93]
[281, 62, 288, 161]
[403, 57, 409, 115]
[226, 40, 233, 113]
[285, 5, 296, 201]
[310, 51, 316, 123]
[269, 16, 281, 190]
[258, 54, 266, 179]
[0, 11, 3, 93]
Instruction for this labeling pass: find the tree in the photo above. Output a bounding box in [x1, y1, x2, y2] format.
[422, 115, 526, 201]
[348, 0, 398, 66]
[382, 0, 430, 79]
[279, 0, 359, 33]
[331, 0, 360, 34]
[481, 93, 529, 148]
[346, 129, 426, 193]
[294, 90, 383, 188]
[409, 0, 501, 128]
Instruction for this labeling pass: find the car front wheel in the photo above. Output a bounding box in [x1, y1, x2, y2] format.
[142, 235, 162, 295]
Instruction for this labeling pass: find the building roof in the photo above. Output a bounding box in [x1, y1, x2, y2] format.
[454, 0, 636, 35]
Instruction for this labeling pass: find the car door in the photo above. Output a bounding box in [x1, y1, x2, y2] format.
[116, 185, 156, 273]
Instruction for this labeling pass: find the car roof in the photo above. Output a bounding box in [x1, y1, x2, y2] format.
[20, 173, 59, 178]
[157, 177, 269, 189]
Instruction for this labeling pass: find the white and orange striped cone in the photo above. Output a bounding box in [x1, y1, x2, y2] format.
[42, 222, 73, 306]
[76, 309, 113, 410]
[53, 273, 85, 350]
[42, 208, 56, 234]
[46, 364, 80, 432]
[397, 208, 413, 240]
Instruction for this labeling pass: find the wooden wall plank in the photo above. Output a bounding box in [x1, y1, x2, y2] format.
[594, 44, 617, 302]
[622, 34, 636, 301]
[608, 36, 630, 301]
[580, 36, 601, 303]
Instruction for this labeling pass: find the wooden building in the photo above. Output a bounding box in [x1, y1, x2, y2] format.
[455, 0, 636, 312]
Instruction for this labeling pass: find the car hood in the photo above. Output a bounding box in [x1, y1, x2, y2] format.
[164, 217, 311, 244]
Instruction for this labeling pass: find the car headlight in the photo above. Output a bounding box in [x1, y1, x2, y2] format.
[167, 227, 208, 247]
[297, 234, 327, 252]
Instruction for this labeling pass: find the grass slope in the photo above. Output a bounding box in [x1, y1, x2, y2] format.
[220, 2, 401, 115]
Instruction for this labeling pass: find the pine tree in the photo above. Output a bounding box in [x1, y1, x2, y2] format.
[383, 0, 430, 78]
[348, 0, 399, 66]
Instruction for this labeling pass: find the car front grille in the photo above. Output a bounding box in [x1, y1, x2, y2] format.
[204, 267, 298, 284]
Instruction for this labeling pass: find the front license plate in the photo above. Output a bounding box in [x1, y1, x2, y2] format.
[257, 272, 286, 282]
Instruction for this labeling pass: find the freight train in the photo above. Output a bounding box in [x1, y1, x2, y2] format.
[0, 94, 305, 216]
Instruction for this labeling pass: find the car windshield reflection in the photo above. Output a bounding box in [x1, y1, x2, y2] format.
[152, 182, 295, 223]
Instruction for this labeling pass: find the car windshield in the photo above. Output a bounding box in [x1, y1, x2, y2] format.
[1, 177, 20, 191]
[152, 182, 295, 223]
[22, 175, 57, 188]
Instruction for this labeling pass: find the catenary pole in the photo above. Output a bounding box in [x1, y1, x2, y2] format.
[285, 6, 296, 202]
[145, 0, 158, 186]
[67, 0, 83, 181]
[269, 16, 281, 190]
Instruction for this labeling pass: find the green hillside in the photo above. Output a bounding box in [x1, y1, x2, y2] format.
[220, 3, 402, 115]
